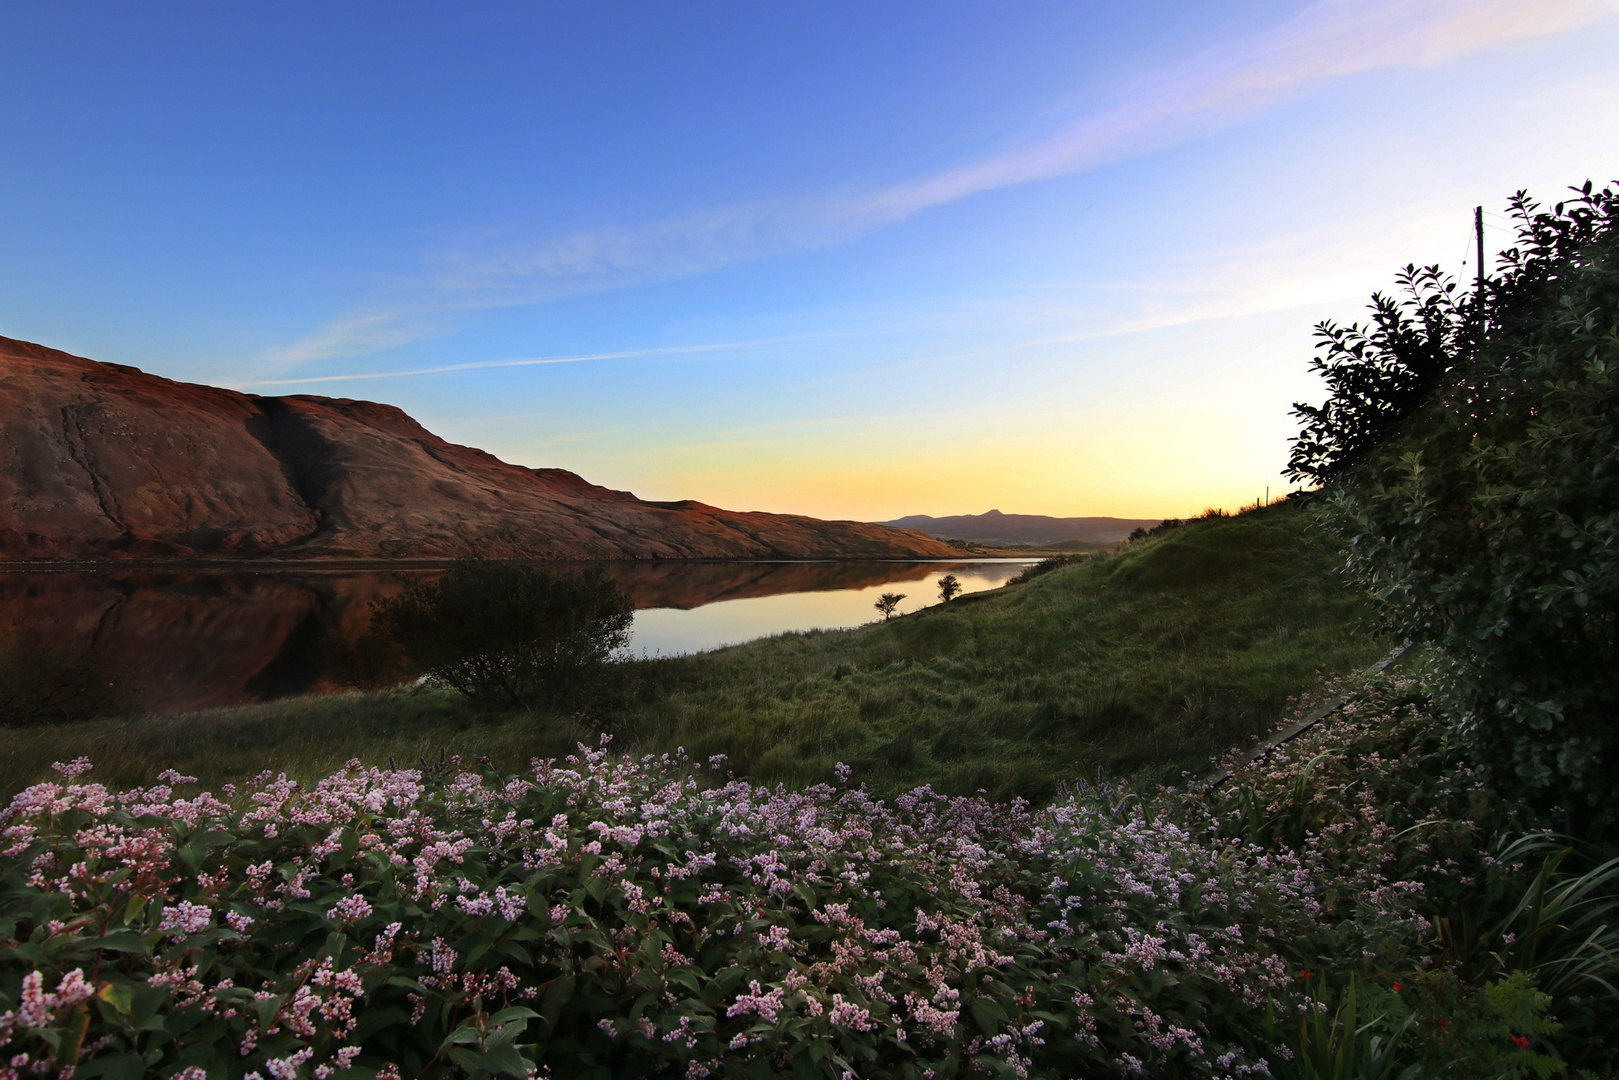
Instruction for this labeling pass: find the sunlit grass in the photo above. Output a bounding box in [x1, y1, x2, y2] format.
[0, 501, 1382, 800]
[615, 500, 1381, 798]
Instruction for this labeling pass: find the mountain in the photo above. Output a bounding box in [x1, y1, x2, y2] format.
[878, 509, 1163, 545]
[0, 337, 964, 562]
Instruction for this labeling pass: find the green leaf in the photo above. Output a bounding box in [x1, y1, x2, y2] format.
[0, 942, 46, 965]
[162, 1007, 205, 1037]
[446, 1047, 484, 1074]
[121, 894, 149, 925]
[968, 997, 1007, 1036]
[487, 1006, 541, 1027]
[540, 973, 575, 1031]
[479, 1041, 533, 1079]
[254, 995, 284, 1031]
[665, 968, 701, 994]
[349, 1004, 409, 1044]
[464, 934, 493, 967]
[628, 990, 658, 1020]
[440, 1022, 485, 1050]
[793, 1048, 822, 1080]
[488, 1006, 540, 1047]
[71, 1053, 144, 1080]
[97, 981, 136, 1015]
[90, 932, 150, 955]
[499, 941, 534, 967]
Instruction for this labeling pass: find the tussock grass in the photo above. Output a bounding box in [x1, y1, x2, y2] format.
[0, 501, 1381, 800]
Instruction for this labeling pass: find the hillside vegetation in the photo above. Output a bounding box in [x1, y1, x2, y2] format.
[0, 501, 1381, 799]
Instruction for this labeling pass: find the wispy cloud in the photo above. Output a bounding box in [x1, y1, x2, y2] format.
[234, 340, 764, 388]
[852, 0, 1614, 221]
[271, 0, 1614, 365]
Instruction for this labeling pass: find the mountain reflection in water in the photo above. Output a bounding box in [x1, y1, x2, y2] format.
[0, 560, 1033, 713]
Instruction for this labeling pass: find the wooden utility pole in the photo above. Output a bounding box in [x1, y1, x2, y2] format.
[1475, 205, 1486, 294]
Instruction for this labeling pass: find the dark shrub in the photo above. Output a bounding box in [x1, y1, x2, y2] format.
[371, 560, 633, 709]
[0, 634, 125, 727]
[1293, 183, 1619, 820]
[1129, 518, 1185, 543]
[329, 630, 411, 692]
[1006, 554, 1084, 585]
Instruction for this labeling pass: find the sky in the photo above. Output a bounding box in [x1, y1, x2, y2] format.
[3, 1, 1618, 521]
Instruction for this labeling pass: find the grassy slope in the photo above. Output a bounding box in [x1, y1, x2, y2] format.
[618, 501, 1380, 797]
[0, 501, 1382, 799]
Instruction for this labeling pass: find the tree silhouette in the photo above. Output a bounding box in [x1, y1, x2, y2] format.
[874, 592, 906, 620]
[1287, 263, 1470, 486]
[936, 575, 962, 603]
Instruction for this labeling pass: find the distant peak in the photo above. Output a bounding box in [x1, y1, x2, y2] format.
[983, 509, 1003, 516]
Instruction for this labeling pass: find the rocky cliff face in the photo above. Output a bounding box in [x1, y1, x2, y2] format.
[0, 337, 962, 561]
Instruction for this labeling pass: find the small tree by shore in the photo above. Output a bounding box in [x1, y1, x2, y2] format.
[936, 574, 962, 603]
[873, 592, 906, 620]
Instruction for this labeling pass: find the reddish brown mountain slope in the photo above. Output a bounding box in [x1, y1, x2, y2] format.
[0, 337, 963, 561]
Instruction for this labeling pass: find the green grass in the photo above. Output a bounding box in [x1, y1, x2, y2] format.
[0, 501, 1383, 800]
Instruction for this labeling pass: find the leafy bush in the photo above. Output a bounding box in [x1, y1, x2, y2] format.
[1004, 556, 1084, 586]
[1126, 519, 1184, 543]
[371, 561, 633, 710]
[1290, 183, 1619, 816]
[328, 631, 413, 693]
[1265, 975, 1423, 1080]
[1209, 673, 1618, 1073]
[1287, 263, 1471, 488]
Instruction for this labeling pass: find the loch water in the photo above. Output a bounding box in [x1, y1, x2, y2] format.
[0, 560, 1035, 713]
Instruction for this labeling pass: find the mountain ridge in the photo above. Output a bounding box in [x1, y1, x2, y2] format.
[878, 510, 1163, 545]
[0, 336, 964, 562]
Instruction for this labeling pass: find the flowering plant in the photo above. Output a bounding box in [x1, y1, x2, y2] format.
[3, 674, 1606, 1078]
[0, 728, 1351, 1080]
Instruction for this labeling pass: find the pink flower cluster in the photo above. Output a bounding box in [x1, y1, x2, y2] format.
[0, 681, 1460, 1078]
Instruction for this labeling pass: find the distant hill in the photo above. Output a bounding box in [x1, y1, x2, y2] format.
[0, 336, 965, 562]
[877, 509, 1162, 545]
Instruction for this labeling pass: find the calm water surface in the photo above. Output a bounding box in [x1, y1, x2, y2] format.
[629, 562, 1028, 656]
[0, 560, 1034, 712]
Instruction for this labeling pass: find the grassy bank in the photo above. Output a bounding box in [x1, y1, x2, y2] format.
[0, 501, 1383, 799]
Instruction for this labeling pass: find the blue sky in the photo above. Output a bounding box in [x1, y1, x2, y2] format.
[4, 1, 1618, 519]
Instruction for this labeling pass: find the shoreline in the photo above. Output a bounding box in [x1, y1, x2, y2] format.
[0, 554, 1052, 573]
